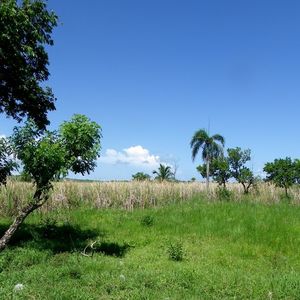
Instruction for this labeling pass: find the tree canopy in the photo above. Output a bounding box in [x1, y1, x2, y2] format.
[0, 114, 102, 250]
[264, 157, 297, 197]
[0, 0, 58, 129]
[153, 164, 174, 181]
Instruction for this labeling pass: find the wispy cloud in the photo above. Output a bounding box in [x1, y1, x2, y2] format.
[99, 145, 164, 169]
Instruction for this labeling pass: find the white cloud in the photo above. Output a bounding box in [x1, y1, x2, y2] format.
[99, 145, 162, 169]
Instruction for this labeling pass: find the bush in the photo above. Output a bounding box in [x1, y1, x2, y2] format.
[216, 187, 232, 201]
[167, 241, 184, 261]
[140, 215, 154, 227]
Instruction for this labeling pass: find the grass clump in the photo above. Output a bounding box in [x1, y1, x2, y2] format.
[167, 241, 184, 261]
[140, 214, 154, 227]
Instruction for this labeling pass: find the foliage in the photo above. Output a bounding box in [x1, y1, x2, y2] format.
[140, 215, 154, 227]
[295, 159, 300, 184]
[0, 200, 300, 298]
[0, 0, 58, 129]
[132, 172, 151, 181]
[59, 114, 102, 175]
[11, 114, 102, 188]
[190, 129, 225, 188]
[153, 164, 174, 181]
[197, 157, 231, 188]
[264, 157, 297, 197]
[0, 114, 102, 250]
[216, 187, 232, 201]
[190, 129, 225, 163]
[167, 241, 184, 261]
[0, 137, 18, 186]
[227, 147, 255, 194]
[19, 170, 32, 182]
[11, 122, 66, 188]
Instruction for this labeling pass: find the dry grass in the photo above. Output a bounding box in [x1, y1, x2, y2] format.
[1, 179, 300, 216]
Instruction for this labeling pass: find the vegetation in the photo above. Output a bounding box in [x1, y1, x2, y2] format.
[1, 180, 300, 217]
[0, 0, 58, 129]
[1, 1, 300, 298]
[0, 115, 102, 250]
[132, 172, 151, 181]
[0, 137, 17, 186]
[153, 164, 174, 182]
[197, 147, 256, 193]
[227, 147, 256, 194]
[0, 199, 299, 299]
[190, 129, 225, 189]
[197, 157, 231, 188]
[264, 157, 299, 197]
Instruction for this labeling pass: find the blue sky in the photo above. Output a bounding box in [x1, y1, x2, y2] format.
[1, 0, 300, 180]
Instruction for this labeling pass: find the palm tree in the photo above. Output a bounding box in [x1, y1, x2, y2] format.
[153, 164, 174, 181]
[190, 129, 225, 190]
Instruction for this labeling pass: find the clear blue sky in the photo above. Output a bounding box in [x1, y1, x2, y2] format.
[1, 0, 300, 180]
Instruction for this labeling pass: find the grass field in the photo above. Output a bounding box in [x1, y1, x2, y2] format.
[0, 196, 300, 299]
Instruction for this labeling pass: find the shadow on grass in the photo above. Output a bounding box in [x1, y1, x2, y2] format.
[95, 241, 130, 257]
[0, 223, 131, 257]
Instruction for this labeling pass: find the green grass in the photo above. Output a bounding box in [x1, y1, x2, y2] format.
[0, 198, 300, 299]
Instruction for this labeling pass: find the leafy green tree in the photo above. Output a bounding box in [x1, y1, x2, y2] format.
[153, 164, 174, 181]
[211, 157, 231, 188]
[0, 0, 58, 129]
[0, 114, 102, 251]
[227, 147, 255, 194]
[190, 129, 225, 189]
[0, 137, 18, 186]
[132, 172, 151, 181]
[294, 159, 300, 184]
[264, 157, 296, 197]
[197, 157, 231, 188]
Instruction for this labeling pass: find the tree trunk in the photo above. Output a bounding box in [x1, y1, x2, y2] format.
[284, 186, 289, 198]
[0, 187, 47, 251]
[206, 159, 210, 191]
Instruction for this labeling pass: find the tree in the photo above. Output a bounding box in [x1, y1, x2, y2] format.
[0, 0, 58, 129]
[227, 147, 255, 194]
[294, 159, 300, 184]
[197, 157, 231, 188]
[0, 114, 102, 250]
[132, 172, 151, 181]
[153, 164, 174, 181]
[190, 129, 225, 189]
[0, 136, 18, 185]
[263, 157, 296, 197]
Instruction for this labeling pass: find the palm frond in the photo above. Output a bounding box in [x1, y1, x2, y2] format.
[212, 134, 225, 146]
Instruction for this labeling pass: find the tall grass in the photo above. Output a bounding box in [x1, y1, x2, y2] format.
[1, 180, 300, 216]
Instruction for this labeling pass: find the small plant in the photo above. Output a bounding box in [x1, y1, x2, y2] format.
[216, 187, 232, 201]
[141, 215, 154, 227]
[167, 241, 184, 261]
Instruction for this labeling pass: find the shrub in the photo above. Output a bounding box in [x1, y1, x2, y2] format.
[216, 187, 232, 201]
[168, 241, 184, 261]
[140, 215, 154, 227]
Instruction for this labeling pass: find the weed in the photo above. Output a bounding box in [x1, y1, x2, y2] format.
[140, 215, 154, 226]
[216, 187, 233, 201]
[167, 241, 184, 261]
